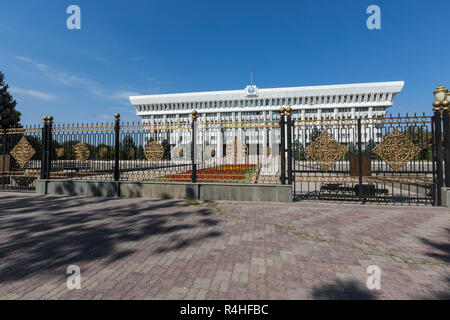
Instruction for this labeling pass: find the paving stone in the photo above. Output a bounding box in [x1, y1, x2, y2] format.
[0, 193, 448, 300]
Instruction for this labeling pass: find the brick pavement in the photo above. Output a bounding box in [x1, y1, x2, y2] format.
[0, 192, 448, 300]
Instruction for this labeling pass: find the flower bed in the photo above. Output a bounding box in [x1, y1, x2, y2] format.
[165, 164, 258, 182]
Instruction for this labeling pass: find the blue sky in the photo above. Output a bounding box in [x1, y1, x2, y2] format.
[1, 0, 449, 125]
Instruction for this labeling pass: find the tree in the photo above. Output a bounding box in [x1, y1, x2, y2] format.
[0, 72, 21, 128]
[292, 139, 304, 160]
[364, 139, 377, 159]
[120, 135, 137, 160]
[308, 128, 322, 143]
[405, 126, 433, 160]
[161, 139, 171, 160]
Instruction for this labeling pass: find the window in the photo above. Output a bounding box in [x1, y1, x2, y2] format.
[356, 107, 369, 112]
[322, 108, 334, 113]
[338, 108, 351, 113]
[305, 109, 317, 114]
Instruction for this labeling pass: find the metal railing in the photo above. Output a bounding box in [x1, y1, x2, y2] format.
[1, 108, 449, 206]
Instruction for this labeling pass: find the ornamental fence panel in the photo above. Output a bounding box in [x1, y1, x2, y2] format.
[1, 110, 448, 206]
[0, 125, 43, 192]
[288, 112, 442, 205]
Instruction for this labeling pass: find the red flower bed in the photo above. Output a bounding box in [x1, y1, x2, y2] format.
[165, 164, 257, 182]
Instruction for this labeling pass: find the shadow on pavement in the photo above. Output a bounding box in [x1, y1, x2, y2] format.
[0, 193, 222, 283]
[310, 280, 377, 300]
[418, 228, 450, 299]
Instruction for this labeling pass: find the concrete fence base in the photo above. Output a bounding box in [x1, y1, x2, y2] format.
[441, 188, 450, 208]
[36, 180, 293, 203]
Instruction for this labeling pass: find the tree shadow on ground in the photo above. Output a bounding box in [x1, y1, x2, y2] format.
[0, 193, 222, 283]
[311, 280, 377, 300]
[417, 228, 450, 299]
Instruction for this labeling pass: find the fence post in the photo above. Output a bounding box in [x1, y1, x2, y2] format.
[40, 116, 48, 180]
[45, 117, 53, 179]
[442, 107, 450, 188]
[357, 118, 363, 201]
[191, 110, 197, 183]
[1, 127, 6, 188]
[286, 107, 293, 185]
[433, 110, 444, 206]
[279, 107, 286, 185]
[114, 113, 120, 181]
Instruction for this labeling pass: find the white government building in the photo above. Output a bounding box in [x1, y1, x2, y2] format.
[129, 81, 404, 152]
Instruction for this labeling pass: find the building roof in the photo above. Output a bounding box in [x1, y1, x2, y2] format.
[129, 81, 404, 105]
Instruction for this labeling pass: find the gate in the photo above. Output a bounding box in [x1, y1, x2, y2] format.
[0, 124, 43, 192]
[286, 110, 439, 205]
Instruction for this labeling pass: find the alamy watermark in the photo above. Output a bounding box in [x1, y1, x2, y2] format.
[366, 265, 381, 290]
[66, 5, 81, 30]
[366, 5, 381, 30]
[67, 265, 81, 290]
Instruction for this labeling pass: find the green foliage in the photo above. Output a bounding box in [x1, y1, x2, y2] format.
[24, 135, 43, 157]
[0, 72, 21, 128]
[136, 145, 144, 159]
[161, 139, 171, 160]
[292, 139, 305, 160]
[405, 126, 433, 160]
[59, 140, 81, 160]
[309, 128, 322, 143]
[120, 135, 137, 160]
[364, 139, 377, 159]
[95, 144, 114, 160]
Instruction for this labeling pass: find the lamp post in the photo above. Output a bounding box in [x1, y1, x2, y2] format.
[433, 85, 450, 188]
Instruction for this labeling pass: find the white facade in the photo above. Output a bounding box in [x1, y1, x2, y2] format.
[131, 81, 404, 122]
[129, 81, 404, 147]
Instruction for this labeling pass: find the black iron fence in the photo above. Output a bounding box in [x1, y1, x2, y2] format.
[289, 112, 436, 204]
[1, 109, 449, 205]
[0, 124, 43, 191]
[12, 113, 282, 187]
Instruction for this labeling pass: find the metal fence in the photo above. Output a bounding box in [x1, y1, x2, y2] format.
[1, 109, 449, 206]
[290, 113, 436, 204]
[0, 125, 43, 192]
[30, 113, 283, 185]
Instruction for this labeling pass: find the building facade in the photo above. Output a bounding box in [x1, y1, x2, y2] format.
[129, 81, 404, 149]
